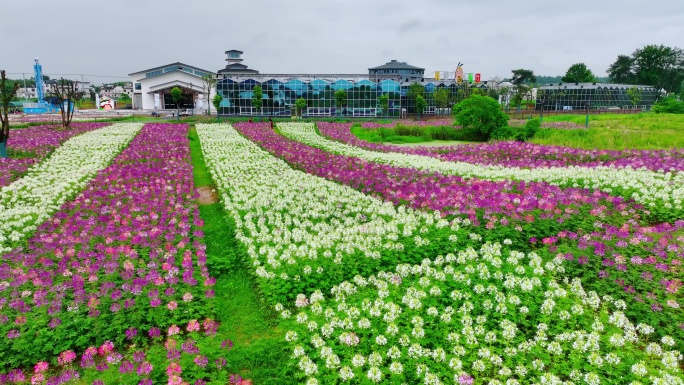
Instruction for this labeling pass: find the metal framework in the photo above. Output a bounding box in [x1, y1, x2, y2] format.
[536, 83, 658, 111]
[216, 74, 493, 117]
[34, 58, 44, 102]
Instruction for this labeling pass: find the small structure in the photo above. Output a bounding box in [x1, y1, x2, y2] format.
[129, 63, 216, 111]
[217, 50, 260, 79]
[368, 60, 425, 83]
[23, 58, 60, 114]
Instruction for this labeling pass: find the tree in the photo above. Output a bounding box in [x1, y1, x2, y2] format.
[626, 86, 643, 108]
[434, 88, 449, 115]
[510, 69, 536, 111]
[511, 69, 537, 86]
[633, 45, 683, 93]
[170, 87, 183, 121]
[119, 93, 131, 101]
[407, 82, 425, 113]
[607, 45, 684, 93]
[452, 95, 509, 141]
[251, 85, 263, 121]
[607, 55, 635, 84]
[212, 94, 223, 122]
[378, 94, 389, 117]
[334, 89, 347, 118]
[562, 63, 597, 83]
[50, 78, 83, 128]
[201, 74, 217, 115]
[415, 95, 427, 120]
[1, 70, 20, 158]
[294, 98, 307, 118]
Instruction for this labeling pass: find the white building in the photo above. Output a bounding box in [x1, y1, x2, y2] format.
[16, 87, 37, 99]
[128, 63, 216, 111]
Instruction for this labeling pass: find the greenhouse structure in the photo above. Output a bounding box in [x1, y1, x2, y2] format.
[536, 83, 658, 111]
[215, 75, 492, 117]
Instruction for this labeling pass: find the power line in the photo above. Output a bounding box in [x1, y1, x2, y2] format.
[6, 72, 129, 79]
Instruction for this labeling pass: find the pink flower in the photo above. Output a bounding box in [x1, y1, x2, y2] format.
[168, 325, 180, 336]
[34, 361, 49, 373]
[30, 373, 45, 385]
[166, 362, 182, 376]
[187, 320, 200, 332]
[167, 301, 178, 310]
[182, 292, 193, 302]
[98, 341, 115, 356]
[58, 350, 77, 365]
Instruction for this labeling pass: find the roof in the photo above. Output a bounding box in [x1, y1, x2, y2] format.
[128, 62, 214, 76]
[225, 50, 243, 54]
[540, 82, 656, 90]
[369, 60, 424, 71]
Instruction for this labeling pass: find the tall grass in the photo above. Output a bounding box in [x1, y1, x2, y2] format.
[532, 113, 684, 150]
[352, 123, 481, 144]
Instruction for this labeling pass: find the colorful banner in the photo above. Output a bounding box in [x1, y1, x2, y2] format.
[468, 73, 474, 83]
[455, 66, 464, 84]
[435, 71, 440, 80]
[475, 73, 481, 83]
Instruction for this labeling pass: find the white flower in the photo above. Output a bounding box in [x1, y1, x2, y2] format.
[366, 366, 383, 383]
[339, 366, 354, 381]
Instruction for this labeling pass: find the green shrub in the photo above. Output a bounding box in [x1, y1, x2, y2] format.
[452, 95, 509, 141]
[515, 118, 541, 141]
[652, 96, 684, 114]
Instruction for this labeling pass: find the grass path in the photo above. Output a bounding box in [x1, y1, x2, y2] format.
[188, 126, 294, 384]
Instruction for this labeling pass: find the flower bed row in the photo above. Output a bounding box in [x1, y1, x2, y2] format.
[323, 122, 684, 173]
[285, 243, 683, 384]
[0, 318, 235, 385]
[254, 122, 684, 349]
[196, 123, 480, 306]
[1, 123, 110, 187]
[0, 124, 214, 370]
[235, 122, 629, 243]
[280, 123, 683, 222]
[0, 123, 143, 255]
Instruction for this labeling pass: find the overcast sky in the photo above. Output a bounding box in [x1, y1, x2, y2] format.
[2, 0, 683, 84]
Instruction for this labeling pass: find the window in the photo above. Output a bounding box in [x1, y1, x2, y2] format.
[134, 83, 141, 90]
[229, 53, 240, 58]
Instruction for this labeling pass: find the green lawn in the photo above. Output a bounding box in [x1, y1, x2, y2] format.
[188, 127, 295, 384]
[531, 113, 684, 150]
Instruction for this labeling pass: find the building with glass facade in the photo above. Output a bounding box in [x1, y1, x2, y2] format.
[536, 83, 657, 111]
[216, 74, 493, 117]
[215, 50, 496, 117]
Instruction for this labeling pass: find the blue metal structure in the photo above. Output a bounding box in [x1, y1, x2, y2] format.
[23, 58, 60, 114]
[34, 58, 44, 101]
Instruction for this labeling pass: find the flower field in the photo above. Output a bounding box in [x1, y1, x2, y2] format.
[281, 123, 684, 223]
[1, 119, 682, 384]
[322, 122, 684, 172]
[0, 123, 143, 254]
[0, 123, 215, 369]
[0, 123, 110, 187]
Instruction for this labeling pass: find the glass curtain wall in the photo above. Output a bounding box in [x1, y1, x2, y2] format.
[536, 84, 658, 111]
[216, 76, 494, 117]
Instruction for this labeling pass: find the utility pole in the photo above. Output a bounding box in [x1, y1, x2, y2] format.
[22, 73, 27, 100]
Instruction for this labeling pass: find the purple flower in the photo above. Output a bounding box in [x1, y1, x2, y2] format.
[125, 327, 138, 340]
[194, 355, 208, 368]
[119, 360, 134, 374]
[148, 327, 161, 338]
[458, 373, 474, 385]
